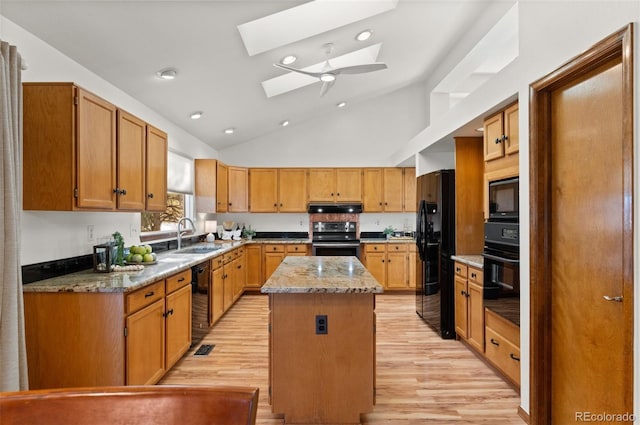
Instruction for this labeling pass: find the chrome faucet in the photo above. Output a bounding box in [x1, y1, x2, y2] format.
[176, 217, 196, 250]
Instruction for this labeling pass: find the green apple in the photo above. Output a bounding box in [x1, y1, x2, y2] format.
[143, 253, 154, 263]
[144, 244, 152, 254]
[130, 254, 143, 263]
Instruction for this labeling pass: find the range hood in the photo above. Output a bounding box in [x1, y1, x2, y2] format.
[307, 203, 362, 214]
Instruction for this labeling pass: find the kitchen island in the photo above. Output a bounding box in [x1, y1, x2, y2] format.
[262, 256, 383, 425]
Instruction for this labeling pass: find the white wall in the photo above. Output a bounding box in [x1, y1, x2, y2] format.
[1, 16, 219, 264]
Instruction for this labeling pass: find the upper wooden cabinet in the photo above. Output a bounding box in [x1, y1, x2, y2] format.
[216, 162, 229, 213]
[228, 166, 248, 212]
[308, 168, 361, 203]
[403, 167, 416, 212]
[454, 137, 484, 255]
[484, 102, 519, 170]
[23, 83, 167, 212]
[249, 168, 308, 213]
[363, 168, 413, 212]
[194, 159, 217, 213]
[145, 125, 168, 212]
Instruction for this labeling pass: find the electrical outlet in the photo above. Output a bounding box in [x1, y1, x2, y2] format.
[300, 220, 304, 226]
[87, 225, 94, 242]
[375, 220, 380, 226]
[315, 315, 328, 335]
[130, 224, 139, 238]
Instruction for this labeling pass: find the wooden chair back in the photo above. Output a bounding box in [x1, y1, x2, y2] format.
[0, 385, 259, 425]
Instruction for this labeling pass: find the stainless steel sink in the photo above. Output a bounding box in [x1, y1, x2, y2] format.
[175, 246, 222, 254]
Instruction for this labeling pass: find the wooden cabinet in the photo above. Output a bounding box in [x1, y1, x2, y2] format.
[485, 309, 520, 387]
[228, 166, 249, 212]
[363, 168, 413, 212]
[407, 244, 417, 290]
[23, 83, 167, 212]
[210, 248, 246, 324]
[454, 262, 484, 353]
[232, 247, 246, 302]
[244, 244, 263, 288]
[249, 168, 308, 212]
[216, 162, 229, 213]
[484, 103, 519, 169]
[362, 243, 414, 290]
[403, 167, 417, 212]
[195, 159, 217, 213]
[308, 168, 361, 203]
[264, 244, 308, 282]
[164, 271, 192, 369]
[454, 137, 484, 254]
[126, 296, 165, 385]
[145, 125, 168, 211]
[211, 260, 225, 324]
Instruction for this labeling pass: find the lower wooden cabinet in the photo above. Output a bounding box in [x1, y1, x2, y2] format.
[454, 262, 484, 353]
[484, 308, 520, 387]
[165, 283, 192, 369]
[245, 244, 263, 288]
[362, 243, 415, 290]
[126, 297, 166, 385]
[264, 244, 308, 281]
[210, 247, 246, 326]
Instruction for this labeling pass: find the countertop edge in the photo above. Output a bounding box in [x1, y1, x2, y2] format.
[451, 254, 484, 269]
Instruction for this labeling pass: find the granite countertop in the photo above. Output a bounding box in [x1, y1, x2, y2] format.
[360, 237, 415, 243]
[261, 256, 383, 294]
[248, 238, 311, 244]
[451, 254, 484, 269]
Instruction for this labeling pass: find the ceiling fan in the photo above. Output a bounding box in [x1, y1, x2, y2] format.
[273, 43, 388, 97]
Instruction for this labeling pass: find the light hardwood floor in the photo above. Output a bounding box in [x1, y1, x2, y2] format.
[161, 294, 524, 424]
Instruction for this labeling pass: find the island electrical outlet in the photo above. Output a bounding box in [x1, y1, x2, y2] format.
[315, 315, 328, 335]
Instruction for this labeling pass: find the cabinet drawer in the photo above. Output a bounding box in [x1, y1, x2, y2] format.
[485, 326, 520, 386]
[166, 269, 191, 294]
[286, 244, 307, 254]
[265, 244, 285, 253]
[126, 280, 165, 314]
[468, 267, 483, 285]
[454, 262, 468, 278]
[211, 254, 224, 270]
[365, 244, 385, 253]
[223, 252, 235, 264]
[485, 308, 519, 345]
[387, 243, 407, 252]
[408, 244, 417, 253]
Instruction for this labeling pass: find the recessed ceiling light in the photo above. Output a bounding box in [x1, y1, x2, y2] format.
[280, 55, 297, 65]
[356, 29, 372, 41]
[281, 120, 290, 127]
[223, 127, 235, 134]
[320, 73, 336, 83]
[336, 101, 347, 108]
[190, 111, 203, 120]
[156, 68, 177, 80]
[475, 127, 484, 132]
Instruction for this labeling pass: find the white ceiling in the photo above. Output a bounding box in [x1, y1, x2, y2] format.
[2, 0, 515, 151]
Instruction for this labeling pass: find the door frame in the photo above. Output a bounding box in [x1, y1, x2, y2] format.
[529, 24, 634, 424]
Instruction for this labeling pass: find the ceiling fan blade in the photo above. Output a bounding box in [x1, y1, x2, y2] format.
[273, 63, 322, 79]
[319, 80, 335, 97]
[333, 62, 388, 75]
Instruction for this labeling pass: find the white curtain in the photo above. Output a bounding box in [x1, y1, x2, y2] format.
[0, 40, 28, 391]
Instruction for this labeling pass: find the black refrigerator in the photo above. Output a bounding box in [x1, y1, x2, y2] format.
[415, 169, 456, 339]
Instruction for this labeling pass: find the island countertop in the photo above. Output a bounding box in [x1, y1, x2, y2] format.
[261, 256, 384, 294]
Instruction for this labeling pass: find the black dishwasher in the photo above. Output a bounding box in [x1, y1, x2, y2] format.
[191, 261, 210, 347]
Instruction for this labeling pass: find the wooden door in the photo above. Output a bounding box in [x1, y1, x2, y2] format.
[362, 168, 383, 212]
[245, 245, 263, 288]
[228, 166, 248, 212]
[165, 284, 191, 369]
[233, 252, 246, 301]
[407, 246, 417, 289]
[145, 125, 168, 211]
[222, 261, 235, 312]
[278, 168, 308, 212]
[504, 103, 519, 155]
[454, 276, 468, 339]
[530, 25, 633, 424]
[211, 267, 224, 324]
[308, 168, 335, 202]
[216, 162, 228, 212]
[194, 159, 217, 213]
[335, 168, 362, 202]
[483, 110, 504, 162]
[264, 252, 285, 281]
[383, 168, 404, 212]
[364, 251, 386, 286]
[403, 167, 416, 212]
[126, 299, 165, 385]
[385, 251, 407, 289]
[249, 168, 278, 212]
[467, 281, 484, 352]
[116, 110, 145, 211]
[76, 88, 117, 209]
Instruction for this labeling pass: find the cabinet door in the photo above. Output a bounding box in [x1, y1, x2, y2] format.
[223, 262, 235, 312]
[335, 168, 362, 202]
[454, 276, 468, 339]
[467, 281, 484, 352]
[245, 245, 263, 288]
[211, 267, 224, 324]
[264, 252, 285, 281]
[145, 125, 168, 211]
[504, 103, 519, 155]
[308, 168, 335, 202]
[165, 284, 191, 369]
[403, 168, 417, 212]
[116, 110, 146, 211]
[216, 162, 229, 213]
[408, 246, 417, 289]
[279, 168, 308, 212]
[483, 111, 504, 161]
[386, 251, 407, 289]
[233, 252, 246, 301]
[126, 298, 165, 385]
[249, 168, 278, 212]
[76, 88, 117, 209]
[383, 168, 404, 212]
[195, 159, 217, 213]
[362, 168, 384, 212]
[365, 251, 386, 286]
[228, 166, 248, 212]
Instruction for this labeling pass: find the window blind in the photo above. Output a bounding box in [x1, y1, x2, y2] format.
[167, 151, 194, 194]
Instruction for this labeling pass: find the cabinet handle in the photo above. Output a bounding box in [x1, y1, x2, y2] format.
[502, 135, 508, 142]
[331, 192, 334, 196]
[495, 137, 501, 144]
[280, 203, 283, 207]
[490, 338, 500, 346]
[471, 273, 476, 279]
[603, 295, 623, 302]
[379, 202, 383, 206]
[144, 291, 154, 298]
[163, 309, 174, 318]
[510, 353, 520, 362]
[274, 203, 277, 207]
[113, 188, 127, 195]
[456, 267, 461, 273]
[336, 192, 340, 196]
[460, 290, 466, 296]
[388, 259, 391, 263]
[178, 277, 185, 282]
[147, 193, 154, 199]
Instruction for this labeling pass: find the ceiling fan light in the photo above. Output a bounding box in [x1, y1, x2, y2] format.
[190, 111, 203, 120]
[156, 68, 177, 80]
[356, 29, 372, 41]
[320, 73, 336, 82]
[280, 55, 297, 65]
[223, 127, 235, 134]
